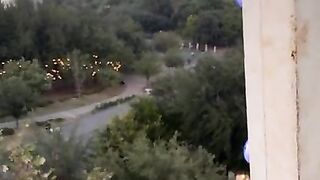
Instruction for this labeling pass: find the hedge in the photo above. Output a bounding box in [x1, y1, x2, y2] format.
[93, 95, 136, 113]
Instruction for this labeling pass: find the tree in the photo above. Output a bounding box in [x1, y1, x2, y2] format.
[163, 50, 184, 68]
[97, 68, 121, 88]
[69, 49, 89, 97]
[153, 32, 181, 53]
[134, 53, 161, 86]
[0, 59, 51, 127]
[33, 131, 88, 180]
[0, 144, 56, 180]
[131, 98, 164, 140]
[93, 115, 227, 180]
[2, 59, 51, 92]
[0, 77, 36, 128]
[152, 48, 248, 172]
[182, 2, 242, 46]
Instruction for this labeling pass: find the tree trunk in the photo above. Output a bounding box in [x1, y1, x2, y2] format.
[146, 77, 150, 87]
[15, 118, 19, 129]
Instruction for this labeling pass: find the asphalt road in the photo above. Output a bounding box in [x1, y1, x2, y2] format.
[61, 102, 131, 140]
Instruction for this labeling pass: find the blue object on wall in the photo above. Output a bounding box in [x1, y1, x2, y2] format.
[235, 0, 243, 8]
[243, 140, 249, 163]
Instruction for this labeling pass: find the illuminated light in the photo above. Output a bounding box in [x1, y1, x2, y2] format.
[53, 59, 56, 62]
[2, 71, 6, 74]
[52, 77, 56, 81]
[45, 65, 48, 68]
[97, 69, 100, 72]
[92, 71, 97, 77]
[95, 61, 98, 65]
[58, 76, 62, 80]
[90, 66, 93, 69]
[67, 58, 70, 61]
[99, 62, 102, 65]
[1, 62, 4, 65]
[54, 62, 58, 65]
[60, 61, 65, 66]
[19, 65, 22, 68]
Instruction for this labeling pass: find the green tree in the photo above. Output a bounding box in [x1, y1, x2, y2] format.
[0, 59, 51, 127]
[134, 53, 161, 86]
[33, 131, 88, 180]
[0, 77, 36, 128]
[131, 98, 163, 140]
[93, 118, 227, 180]
[152, 48, 248, 171]
[0, 144, 55, 180]
[97, 68, 121, 88]
[153, 32, 181, 53]
[163, 50, 184, 68]
[2, 59, 51, 92]
[69, 49, 90, 97]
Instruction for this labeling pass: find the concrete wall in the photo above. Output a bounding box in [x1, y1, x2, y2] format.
[243, 0, 320, 179]
[296, 0, 320, 179]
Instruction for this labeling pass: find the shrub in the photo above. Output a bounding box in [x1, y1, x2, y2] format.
[93, 95, 136, 113]
[36, 100, 55, 108]
[153, 32, 181, 52]
[163, 50, 184, 68]
[0, 128, 15, 136]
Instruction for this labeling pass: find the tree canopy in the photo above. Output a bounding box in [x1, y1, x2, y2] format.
[152, 48, 248, 171]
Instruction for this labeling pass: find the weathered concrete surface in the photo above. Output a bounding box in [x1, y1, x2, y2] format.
[244, 0, 320, 179]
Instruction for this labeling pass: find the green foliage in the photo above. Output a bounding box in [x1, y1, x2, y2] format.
[93, 95, 136, 112]
[134, 53, 161, 83]
[0, 77, 36, 126]
[93, 121, 227, 180]
[33, 131, 88, 180]
[182, 0, 242, 46]
[69, 49, 90, 97]
[153, 32, 181, 52]
[0, 59, 51, 127]
[152, 48, 248, 171]
[2, 59, 51, 92]
[97, 69, 121, 88]
[0, 144, 56, 180]
[163, 50, 184, 68]
[130, 98, 163, 140]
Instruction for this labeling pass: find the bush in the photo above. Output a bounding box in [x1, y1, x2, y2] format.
[35, 99, 55, 108]
[153, 32, 181, 52]
[163, 50, 184, 68]
[0, 128, 15, 136]
[34, 118, 65, 130]
[48, 118, 65, 124]
[97, 69, 121, 88]
[35, 121, 51, 129]
[93, 95, 136, 113]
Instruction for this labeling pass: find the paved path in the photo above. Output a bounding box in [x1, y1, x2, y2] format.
[61, 103, 131, 140]
[0, 75, 145, 129]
